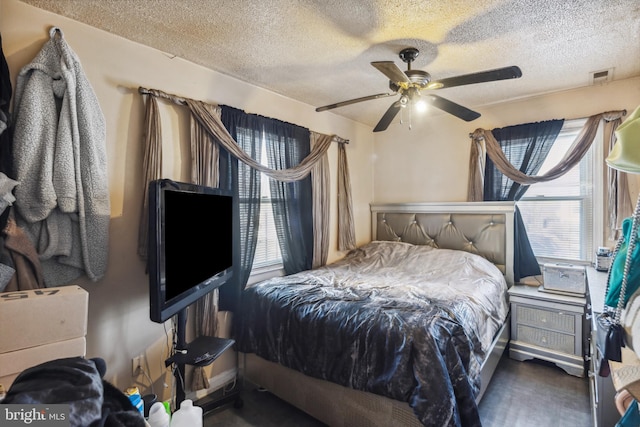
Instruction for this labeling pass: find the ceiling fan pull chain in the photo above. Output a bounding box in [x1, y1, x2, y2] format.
[409, 103, 413, 130]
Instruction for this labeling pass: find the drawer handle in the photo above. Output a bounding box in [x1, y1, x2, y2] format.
[541, 317, 547, 323]
[541, 337, 547, 344]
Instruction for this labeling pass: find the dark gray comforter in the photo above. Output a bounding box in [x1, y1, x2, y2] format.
[238, 241, 509, 426]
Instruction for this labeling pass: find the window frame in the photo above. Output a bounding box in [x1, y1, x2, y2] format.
[517, 118, 604, 266]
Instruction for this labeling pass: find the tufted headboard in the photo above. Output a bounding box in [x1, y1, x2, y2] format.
[370, 202, 515, 286]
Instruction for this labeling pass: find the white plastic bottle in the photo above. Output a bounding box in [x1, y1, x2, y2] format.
[147, 402, 170, 427]
[169, 399, 203, 427]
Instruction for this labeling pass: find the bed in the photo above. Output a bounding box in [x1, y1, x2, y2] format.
[237, 202, 515, 427]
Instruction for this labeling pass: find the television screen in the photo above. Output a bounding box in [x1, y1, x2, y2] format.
[148, 179, 235, 323]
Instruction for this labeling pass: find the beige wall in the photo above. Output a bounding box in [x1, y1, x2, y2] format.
[1, 0, 374, 398]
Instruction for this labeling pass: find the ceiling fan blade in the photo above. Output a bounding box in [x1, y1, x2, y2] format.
[316, 92, 396, 112]
[373, 101, 402, 132]
[371, 61, 411, 84]
[429, 66, 522, 89]
[424, 94, 481, 122]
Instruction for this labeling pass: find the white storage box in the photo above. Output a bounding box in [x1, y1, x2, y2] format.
[542, 263, 586, 296]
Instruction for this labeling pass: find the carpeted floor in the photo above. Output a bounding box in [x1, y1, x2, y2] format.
[203, 355, 593, 427]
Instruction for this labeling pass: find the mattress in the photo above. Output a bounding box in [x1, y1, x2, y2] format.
[237, 241, 509, 426]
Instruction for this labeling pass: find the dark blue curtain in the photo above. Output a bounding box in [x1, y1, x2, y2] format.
[221, 106, 313, 280]
[264, 120, 313, 275]
[484, 119, 564, 281]
[218, 106, 263, 310]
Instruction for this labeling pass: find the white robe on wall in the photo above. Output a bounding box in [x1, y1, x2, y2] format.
[11, 27, 110, 286]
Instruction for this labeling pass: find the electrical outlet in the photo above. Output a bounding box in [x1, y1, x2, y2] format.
[132, 355, 145, 376]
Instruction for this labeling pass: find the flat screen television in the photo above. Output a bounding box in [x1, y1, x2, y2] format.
[148, 178, 235, 323]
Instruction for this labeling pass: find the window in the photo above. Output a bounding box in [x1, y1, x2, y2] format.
[252, 143, 283, 269]
[518, 118, 602, 263]
[252, 196, 282, 268]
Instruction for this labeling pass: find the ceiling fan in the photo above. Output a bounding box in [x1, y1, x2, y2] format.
[316, 47, 522, 132]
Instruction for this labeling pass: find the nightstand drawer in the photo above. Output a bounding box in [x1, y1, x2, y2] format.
[516, 324, 575, 354]
[516, 305, 575, 334]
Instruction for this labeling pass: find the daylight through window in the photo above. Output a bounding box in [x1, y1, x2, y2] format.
[252, 143, 283, 268]
[518, 118, 597, 263]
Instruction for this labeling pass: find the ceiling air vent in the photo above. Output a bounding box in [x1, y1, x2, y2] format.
[590, 68, 613, 85]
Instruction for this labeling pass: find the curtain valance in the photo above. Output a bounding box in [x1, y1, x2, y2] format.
[138, 87, 341, 181]
[137, 87, 356, 260]
[469, 110, 626, 187]
[468, 109, 628, 239]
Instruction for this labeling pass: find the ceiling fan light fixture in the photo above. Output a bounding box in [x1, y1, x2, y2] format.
[405, 69, 431, 84]
[316, 47, 522, 132]
[414, 99, 427, 113]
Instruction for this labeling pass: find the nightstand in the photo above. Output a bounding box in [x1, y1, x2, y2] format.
[508, 284, 589, 377]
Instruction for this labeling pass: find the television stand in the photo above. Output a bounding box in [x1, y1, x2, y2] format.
[165, 308, 242, 411]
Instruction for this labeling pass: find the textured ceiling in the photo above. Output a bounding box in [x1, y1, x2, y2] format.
[18, 0, 640, 127]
